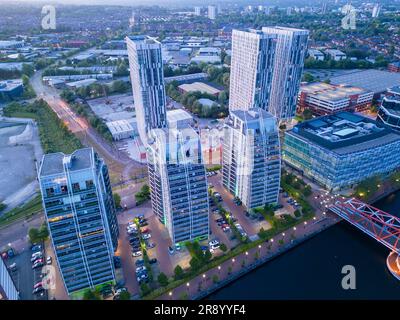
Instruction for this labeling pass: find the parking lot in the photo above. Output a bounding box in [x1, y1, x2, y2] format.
[3, 244, 49, 300]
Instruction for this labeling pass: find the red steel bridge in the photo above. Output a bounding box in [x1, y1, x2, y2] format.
[329, 198, 400, 255]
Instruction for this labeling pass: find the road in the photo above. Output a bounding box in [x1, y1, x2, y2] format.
[30, 67, 145, 182]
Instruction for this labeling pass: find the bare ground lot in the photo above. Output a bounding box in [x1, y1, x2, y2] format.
[0, 120, 43, 211]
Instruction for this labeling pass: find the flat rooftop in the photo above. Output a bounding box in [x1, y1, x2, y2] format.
[178, 82, 221, 95]
[40, 148, 95, 177]
[0, 79, 23, 92]
[300, 82, 372, 102]
[330, 69, 400, 94]
[290, 112, 400, 154]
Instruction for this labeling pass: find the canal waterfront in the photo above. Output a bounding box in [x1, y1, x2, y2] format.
[206, 192, 400, 300]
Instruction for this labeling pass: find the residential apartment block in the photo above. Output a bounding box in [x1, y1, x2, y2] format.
[262, 26, 309, 121]
[147, 125, 209, 245]
[223, 108, 281, 209]
[126, 35, 167, 145]
[229, 29, 276, 112]
[38, 148, 118, 295]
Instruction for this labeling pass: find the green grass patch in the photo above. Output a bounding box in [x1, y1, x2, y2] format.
[3, 100, 82, 154]
[0, 195, 42, 228]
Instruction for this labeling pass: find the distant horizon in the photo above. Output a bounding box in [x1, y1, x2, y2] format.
[0, 0, 306, 8]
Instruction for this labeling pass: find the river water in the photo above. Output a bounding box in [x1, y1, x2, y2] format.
[207, 191, 400, 299]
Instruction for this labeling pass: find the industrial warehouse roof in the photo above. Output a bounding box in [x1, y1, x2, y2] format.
[330, 69, 400, 94]
[178, 82, 221, 95]
[40, 148, 95, 177]
[289, 112, 400, 154]
[299, 82, 373, 102]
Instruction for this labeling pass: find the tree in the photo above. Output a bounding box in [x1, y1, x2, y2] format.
[140, 282, 151, 296]
[28, 228, 40, 243]
[174, 265, 184, 280]
[113, 193, 121, 209]
[189, 256, 202, 271]
[302, 72, 315, 83]
[212, 274, 219, 283]
[83, 289, 101, 300]
[0, 202, 6, 212]
[302, 109, 313, 120]
[118, 291, 131, 300]
[219, 243, 227, 252]
[157, 272, 169, 287]
[38, 223, 49, 240]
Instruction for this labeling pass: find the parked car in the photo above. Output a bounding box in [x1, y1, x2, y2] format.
[46, 257, 52, 265]
[141, 234, 151, 240]
[33, 287, 44, 295]
[31, 245, 42, 252]
[136, 266, 147, 273]
[175, 244, 181, 251]
[31, 252, 42, 262]
[32, 262, 44, 269]
[8, 263, 17, 272]
[168, 246, 174, 255]
[132, 251, 142, 257]
[33, 282, 43, 289]
[135, 259, 145, 267]
[141, 228, 150, 234]
[209, 239, 219, 247]
[147, 242, 156, 249]
[149, 258, 158, 264]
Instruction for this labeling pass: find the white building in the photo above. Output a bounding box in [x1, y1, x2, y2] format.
[372, 4, 381, 18]
[262, 26, 309, 121]
[308, 49, 325, 61]
[325, 49, 347, 61]
[126, 35, 167, 146]
[208, 5, 217, 20]
[147, 127, 209, 245]
[167, 109, 193, 129]
[229, 29, 276, 112]
[194, 6, 201, 16]
[222, 108, 281, 209]
[106, 119, 136, 140]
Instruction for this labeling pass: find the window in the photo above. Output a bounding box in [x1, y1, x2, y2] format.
[61, 185, 68, 193]
[72, 183, 80, 192]
[46, 187, 54, 197]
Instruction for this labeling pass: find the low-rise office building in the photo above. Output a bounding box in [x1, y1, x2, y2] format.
[283, 112, 400, 190]
[223, 108, 281, 209]
[325, 49, 346, 61]
[308, 49, 324, 61]
[178, 82, 221, 97]
[0, 80, 23, 101]
[298, 82, 373, 115]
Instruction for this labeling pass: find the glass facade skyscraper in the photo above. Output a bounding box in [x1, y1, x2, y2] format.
[223, 108, 281, 209]
[38, 148, 118, 295]
[126, 35, 167, 146]
[147, 126, 209, 245]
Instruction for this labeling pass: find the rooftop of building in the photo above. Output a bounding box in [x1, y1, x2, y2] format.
[330, 69, 400, 94]
[389, 61, 400, 67]
[178, 82, 221, 95]
[299, 82, 372, 101]
[126, 35, 160, 46]
[39, 148, 96, 177]
[325, 49, 346, 55]
[289, 112, 400, 154]
[228, 108, 276, 132]
[0, 79, 23, 92]
[106, 119, 134, 135]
